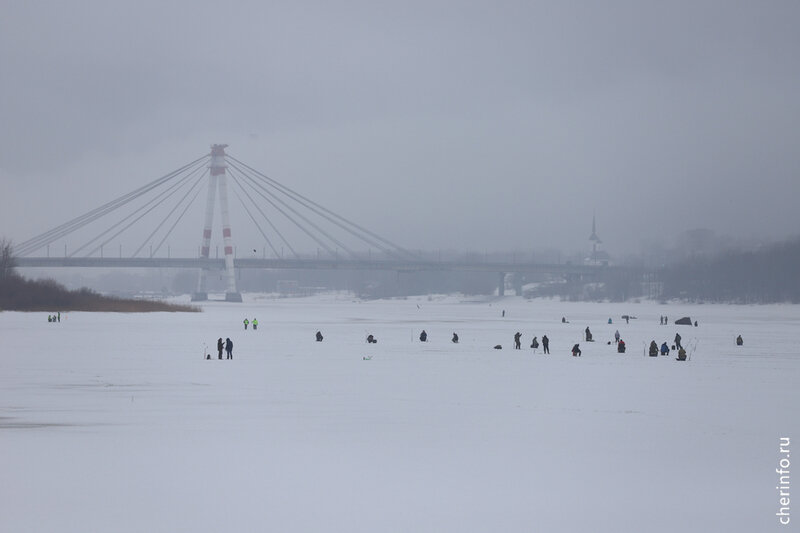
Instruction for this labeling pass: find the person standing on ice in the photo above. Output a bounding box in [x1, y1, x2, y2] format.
[542, 335, 550, 354]
[252, 318, 258, 331]
[243, 318, 249, 330]
[514, 332, 522, 349]
[585, 327, 592, 341]
[420, 330, 428, 342]
[217, 338, 224, 360]
[736, 335, 743, 346]
[614, 330, 620, 344]
[225, 338, 233, 359]
[674, 332, 682, 350]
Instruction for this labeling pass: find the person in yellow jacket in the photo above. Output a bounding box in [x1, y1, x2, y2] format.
[243, 318, 249, 330]
[252, 318, 258, 331]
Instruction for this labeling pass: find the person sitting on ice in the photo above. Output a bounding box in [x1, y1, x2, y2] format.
[617, 340, 626, 353]
[677, 347, 687, 361]
[736, 335, 743, 346]
[660, 342, 669, 355]
[452, 332, 459, 343]
[419, 330, 428, 342]
[571, 343, 582, 357]
[531, 336, 539, 349]
[367, 334, 377, 344]
[316, 331, 323, 342]
[649, 340, 659, 357]
[585, 327, 592, 341]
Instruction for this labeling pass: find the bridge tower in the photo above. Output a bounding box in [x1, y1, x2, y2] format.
[192, 144, 242, 302]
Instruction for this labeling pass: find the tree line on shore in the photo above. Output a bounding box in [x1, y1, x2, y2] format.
[0, 239, 197, 312]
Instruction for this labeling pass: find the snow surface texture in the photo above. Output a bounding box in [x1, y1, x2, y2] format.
[1, 295, 798, 532]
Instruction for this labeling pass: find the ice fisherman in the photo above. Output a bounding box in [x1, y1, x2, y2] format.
[217, 338, 224, 359]
[420, 330, 428, 342]
[585, 327, 592, 341]
[677, 347, 687, 361]
[367, 334, 376, 344]
[736, 335, 743, 346]
[531, 336, 539, 349]
[542, 335, 550, 354]
[316, 331, 323, 342]
[571, 343, 582, 357]
[674, 333, 682, 350]
[452, 332, 459, 343]
[514, 332, 522, 349]
[617, 340, 626, 353]
[660, 342, 670, 355]
[225, 338, 233, 359]
[649, 340, 659, 357]
[614, 330, 620, 343]
[243, 318, 249, 330]
[252, 318, 258, 330]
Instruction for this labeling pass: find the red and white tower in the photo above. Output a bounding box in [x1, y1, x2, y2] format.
[192, 144, 242, 302]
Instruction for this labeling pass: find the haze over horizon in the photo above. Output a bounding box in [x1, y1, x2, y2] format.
[2, 1, 799, 258]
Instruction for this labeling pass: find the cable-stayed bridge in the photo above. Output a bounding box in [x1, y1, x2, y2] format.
[14, 144, 611, 300]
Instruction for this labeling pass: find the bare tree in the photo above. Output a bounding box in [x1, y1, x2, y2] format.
[0, 238, 17, 280]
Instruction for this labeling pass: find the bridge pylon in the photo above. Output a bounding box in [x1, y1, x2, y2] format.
[192, 144, 242, 302]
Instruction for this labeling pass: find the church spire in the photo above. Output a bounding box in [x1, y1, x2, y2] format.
[589, 213, 601, 244]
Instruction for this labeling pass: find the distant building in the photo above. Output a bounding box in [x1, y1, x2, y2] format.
[585, 214, 611, 265]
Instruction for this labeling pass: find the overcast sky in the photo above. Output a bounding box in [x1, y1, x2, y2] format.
[2, 0, 799, 258]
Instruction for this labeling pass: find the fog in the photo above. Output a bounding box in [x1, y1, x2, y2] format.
[2, 1, 799, 258]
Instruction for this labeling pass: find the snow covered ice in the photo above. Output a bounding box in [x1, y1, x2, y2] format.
[1, 295, 798, 532]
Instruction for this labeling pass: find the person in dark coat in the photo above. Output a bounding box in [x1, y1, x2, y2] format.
[316, 331, 323, 342]
[542, 335, 550, 354]
[514, 332, 522, 349]
[217, 338, 224, 360]
[617, 339, 626, 353]
[571, 343, 581, 356]
[225, 338, 233, 359]
[674, 333, 682, 350]
[660, 342, 669, 355]
[649, 340, 658, 357]
[736, 335, 743, 346]
[452, 332, 459, 343]
[585, 327, 592, 341]
[419, 330, 427, 342]
[531, 336, 539, 349]
[367, 334, 376, 344]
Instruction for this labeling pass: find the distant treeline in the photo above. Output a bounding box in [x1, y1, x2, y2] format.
[0, 275, 199, 312]
[660, 238, 800, 303]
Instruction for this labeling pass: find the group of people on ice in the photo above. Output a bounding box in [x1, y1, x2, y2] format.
[646, 333, 687, 360]
[47, 312, 61, 323]
[209, 337, 233, 359]
[243, 318, 258, 330]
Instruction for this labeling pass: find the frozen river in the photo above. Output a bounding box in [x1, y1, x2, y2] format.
[1, 294, 798, 532]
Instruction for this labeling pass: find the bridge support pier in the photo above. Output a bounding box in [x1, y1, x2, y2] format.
[192, 144, 242, 302]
